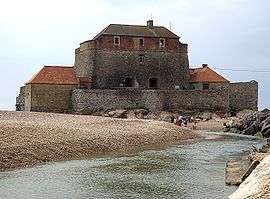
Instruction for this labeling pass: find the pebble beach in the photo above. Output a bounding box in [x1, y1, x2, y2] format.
[0, 111, 198, 171]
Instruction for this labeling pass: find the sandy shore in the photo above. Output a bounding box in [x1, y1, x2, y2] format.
[187, 119, 227, 132]
[0, 111, 198, 171]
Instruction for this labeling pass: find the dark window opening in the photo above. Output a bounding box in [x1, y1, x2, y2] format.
[125, 78, 135, 87]
[139, 55, 144, 64]
[159, 38, 165, 47]
[203, 83, 210, 90]
[79, 84, 88, 89]
[114, 36, 120, 45]
[139, 38, 144, 46]
[149, 78, 159, 89]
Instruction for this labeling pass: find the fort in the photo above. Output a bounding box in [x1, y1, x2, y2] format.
[16, 20, 258, 114]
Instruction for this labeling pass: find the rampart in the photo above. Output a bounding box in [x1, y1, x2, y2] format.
[16, 82, 258, 114]
[72, 86, 230, 114]
[229, 81, 258, 111]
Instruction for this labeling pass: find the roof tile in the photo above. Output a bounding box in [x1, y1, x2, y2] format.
[26, 66, 79, 85]
[189, 66, 229, 83]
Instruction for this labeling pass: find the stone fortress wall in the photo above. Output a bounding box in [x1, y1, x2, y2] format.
[229, 81, 258, 112]
[16, 81, 258, 114]
[17, 84, 77, 113]
[71, 81, 258, 114]
[74, 37, 190, 90]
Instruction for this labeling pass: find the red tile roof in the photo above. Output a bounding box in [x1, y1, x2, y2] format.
[26, 66, 79, 85]
[189, 66, 229, 83]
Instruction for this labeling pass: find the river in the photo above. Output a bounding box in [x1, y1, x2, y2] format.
[0, 132, 265, 199]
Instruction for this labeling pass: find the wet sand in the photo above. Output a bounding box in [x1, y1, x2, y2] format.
[0, 111, 198, 171]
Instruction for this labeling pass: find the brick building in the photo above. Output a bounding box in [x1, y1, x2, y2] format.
[189, 64, 230, 90]
[16, 20, 258, 113]
[74, 20, 189, 90]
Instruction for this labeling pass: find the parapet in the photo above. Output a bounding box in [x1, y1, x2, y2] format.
[179, 43, 188, 53]
[78, 40, 96, 52]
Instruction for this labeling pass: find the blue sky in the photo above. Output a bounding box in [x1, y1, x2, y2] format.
[0, 0, 269, 110]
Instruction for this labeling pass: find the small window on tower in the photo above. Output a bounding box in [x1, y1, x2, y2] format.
[203, 83, 210, 90]
[139, 55, 145, 64]
[139, 38, 144, 46]
[159, 38, 165, 47]
[114, 36, 120, 46]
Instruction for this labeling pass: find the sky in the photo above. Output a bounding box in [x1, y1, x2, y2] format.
[0, 0, 269, 110]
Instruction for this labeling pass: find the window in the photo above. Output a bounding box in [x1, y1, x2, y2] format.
[125, 78, 135, 87]
[159, 38, 165, 47]
[203, 83, 210, 90]
[139, 38, 144, 46]
[149, 78, 159, 89]
[139, 55, 144, 64]
[99, 37, 103, 43]
[114, 36, 120, 46]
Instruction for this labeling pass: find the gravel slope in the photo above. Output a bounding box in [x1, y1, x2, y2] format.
[0, 111, 198, 171]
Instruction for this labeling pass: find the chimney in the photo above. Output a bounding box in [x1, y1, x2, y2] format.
[147, 20, 154, 29]
[202, 64, 208, 68]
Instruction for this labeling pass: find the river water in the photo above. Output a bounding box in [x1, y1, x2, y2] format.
[0, 132, 265, 199]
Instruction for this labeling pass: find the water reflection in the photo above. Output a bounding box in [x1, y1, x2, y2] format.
[0, 132, 265, 199]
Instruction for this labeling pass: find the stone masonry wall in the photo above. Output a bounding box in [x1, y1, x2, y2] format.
[72, 87, 229, 114]
[158, 87, 229, 112]
[74, 39, 189, 90]
[74, 41, 96, 78]
[30, 84, 77, 113]
[17, 82, 257, 114]
[72, 89, 144, 114]
[229, 81, 258, 111]
[24, 84, 32, 111]
[92, 50, 189, 90]
[15, 86, 26, 111]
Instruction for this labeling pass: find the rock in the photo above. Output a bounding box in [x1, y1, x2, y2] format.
[134, 109, 149, 119]
[241, 160, 260, 182]
[229, 155, 270, 199]
[261, 108, 270, 113]
[201, 112, 212, 121]
[126, 110, 137, 119]
[229, 110, 270, 137]
[261, 116, 270, 128]
[262, 125, 270, 137]
[258, 112, 270, 123]
[229, 127, 240, 134]
[261, 117, 270, 137]
[107, 109, 127, 118]
[212, 113, 221, 120]
[236, 109, 256, 119]
[242, 121, 260, 135]
[144, 112, 159, 120]
[225, 157, 252, 185]
[158, 111, 175, 123]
